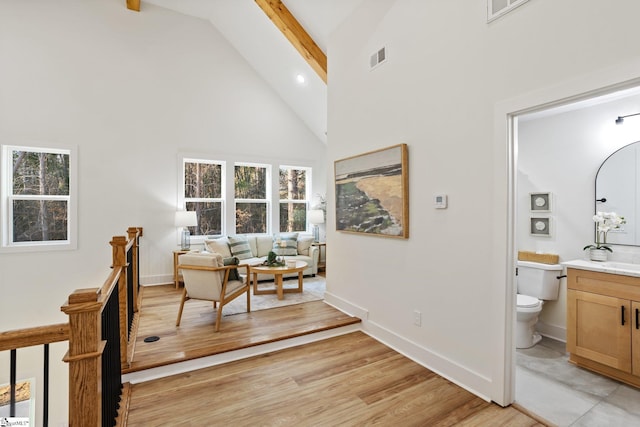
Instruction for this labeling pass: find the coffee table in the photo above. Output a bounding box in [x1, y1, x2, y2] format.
[249, 260, 308, 300]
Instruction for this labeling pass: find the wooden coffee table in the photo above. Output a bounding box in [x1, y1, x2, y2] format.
[249, 261, 308, 300]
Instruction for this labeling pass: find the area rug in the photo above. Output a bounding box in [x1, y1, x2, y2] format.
[222, 276, 325, 316]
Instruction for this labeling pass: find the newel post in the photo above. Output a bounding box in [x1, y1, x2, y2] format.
[61, 288, 104, 427]
[127, 227, 142, 311]
[111, 235, 129, 368]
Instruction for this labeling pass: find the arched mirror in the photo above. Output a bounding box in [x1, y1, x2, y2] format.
[595, 141, 640, 246]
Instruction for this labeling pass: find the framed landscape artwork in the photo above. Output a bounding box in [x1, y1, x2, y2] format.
[334, 143, 409, 239]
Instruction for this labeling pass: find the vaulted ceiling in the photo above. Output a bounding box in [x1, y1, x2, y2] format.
[128, 0, 366, 143]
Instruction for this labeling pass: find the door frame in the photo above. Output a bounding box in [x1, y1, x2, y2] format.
[492, 59, 640, 406]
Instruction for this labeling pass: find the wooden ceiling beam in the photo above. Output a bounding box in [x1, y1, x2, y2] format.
[126, 0, 140, 12]
[255, 0, 327, 84]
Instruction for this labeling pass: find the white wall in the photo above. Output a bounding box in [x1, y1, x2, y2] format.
[326, 0, 640, 404]
[517, 94, 640, 340]
[0, 1, 325, 424]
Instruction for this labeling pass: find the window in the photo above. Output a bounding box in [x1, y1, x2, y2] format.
[279, 166, 310, 232]
[234, 163, 269, 234]
[2, 145, 76, 251]
[487, 0, 529, 22]
[183, 159, 224, 236]
[180, 155, 313, 237]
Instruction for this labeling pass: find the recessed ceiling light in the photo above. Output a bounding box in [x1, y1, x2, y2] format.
[296, 74, 306, 84]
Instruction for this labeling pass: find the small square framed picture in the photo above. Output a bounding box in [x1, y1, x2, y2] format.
[530, 192, 552, 212]
[530, 217, 552, 237]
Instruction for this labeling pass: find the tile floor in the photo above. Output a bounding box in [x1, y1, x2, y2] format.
[516, 336, 640, 426]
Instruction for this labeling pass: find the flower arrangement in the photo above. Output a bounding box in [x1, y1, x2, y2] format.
[583, 211, 626, 253]
[262, 250, 285, 267]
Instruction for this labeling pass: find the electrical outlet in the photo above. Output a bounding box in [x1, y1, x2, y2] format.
[413, 310, 422, 326]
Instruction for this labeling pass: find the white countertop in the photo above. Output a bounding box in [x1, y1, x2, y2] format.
[563, 259, 640, 278]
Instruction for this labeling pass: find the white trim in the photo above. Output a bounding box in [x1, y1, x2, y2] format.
[537, 321, 566, 343]
[323, 291, 369, 320]
[487, 0, 529, 23]
[0, 142, 77, 253]
[279, 165, 312, 233]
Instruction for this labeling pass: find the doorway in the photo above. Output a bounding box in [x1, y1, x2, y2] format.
[505, 81, 640, 425]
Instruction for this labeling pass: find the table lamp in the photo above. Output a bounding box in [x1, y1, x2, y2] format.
[175, 211, 197, 250]
[308, 209, 324, 242]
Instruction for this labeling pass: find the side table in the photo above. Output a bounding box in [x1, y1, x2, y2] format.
[173, 249, 189, 288]
[312, 242, 326, 272]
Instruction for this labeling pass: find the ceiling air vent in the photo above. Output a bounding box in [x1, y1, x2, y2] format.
[369, 47, 386, 70]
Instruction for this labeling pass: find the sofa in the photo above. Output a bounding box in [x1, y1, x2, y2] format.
[203, 232, 319, 281]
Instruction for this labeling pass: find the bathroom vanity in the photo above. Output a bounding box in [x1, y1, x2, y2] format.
[564, 260, 640, 388]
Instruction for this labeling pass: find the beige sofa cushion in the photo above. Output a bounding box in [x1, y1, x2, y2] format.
[204, 237, 232, 258]
[297, 236, 313, 256]
[255, 236, 273, 257]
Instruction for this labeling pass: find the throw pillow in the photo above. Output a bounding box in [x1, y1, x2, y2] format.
[223, 257, 241, 282]
[228, 235, 253, 260]
[204, 237, 232, 258]
[297, 236, 313, 256]
[272, 232, 298, 256]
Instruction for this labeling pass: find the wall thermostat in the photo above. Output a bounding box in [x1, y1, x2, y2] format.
[434, 194, 448, 209]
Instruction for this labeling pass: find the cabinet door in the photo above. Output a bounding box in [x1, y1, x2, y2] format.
[633, 301, 640, 376]
[567, 289, 631, 373]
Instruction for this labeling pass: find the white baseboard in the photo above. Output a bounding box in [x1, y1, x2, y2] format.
[536, 321, 566, 342]
[324, 291, 369, 320]
[325, 292, 493, 402]
[140, 274, 172, 286]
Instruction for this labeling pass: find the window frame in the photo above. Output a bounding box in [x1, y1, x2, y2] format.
[233, 161, 271, 235]
[179, 153, 316, 240]
[180, 157, 226, 243]
[487, 0, 529, 22]
[278, 165, 312, 233]
[1, 143, 77, 253]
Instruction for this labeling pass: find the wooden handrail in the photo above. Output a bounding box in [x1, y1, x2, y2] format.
[60, 226, 143, 427]
[98, 266, 124, 305]
[0, 323, 69, 352]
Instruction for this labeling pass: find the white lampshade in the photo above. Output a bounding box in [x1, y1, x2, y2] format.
[308, 209, 324, 225]
[175, 211, 197, 227]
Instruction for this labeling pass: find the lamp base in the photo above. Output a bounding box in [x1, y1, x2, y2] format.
[312, 225, 319, 243]
[180, 228, 191, 250]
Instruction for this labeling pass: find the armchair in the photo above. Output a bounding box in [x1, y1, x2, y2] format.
[176, 252, 251, 332]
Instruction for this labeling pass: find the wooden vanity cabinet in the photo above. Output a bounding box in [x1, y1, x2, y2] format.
[566, 268, 640, 387]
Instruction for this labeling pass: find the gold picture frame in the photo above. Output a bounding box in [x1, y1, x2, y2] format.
[334, 143, 409, 239]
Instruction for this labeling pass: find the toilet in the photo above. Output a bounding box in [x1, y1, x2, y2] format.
[516, 260, 562, 349]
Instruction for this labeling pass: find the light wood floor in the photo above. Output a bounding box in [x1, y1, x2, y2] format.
[126, 331, 543, 426]
[126, 283, 360, 372]
[125, 281, 544, 426]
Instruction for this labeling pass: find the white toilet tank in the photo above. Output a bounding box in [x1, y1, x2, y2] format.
[517, 260, 562, 301]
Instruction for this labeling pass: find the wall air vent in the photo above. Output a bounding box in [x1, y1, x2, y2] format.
[369, 47, 387, 70]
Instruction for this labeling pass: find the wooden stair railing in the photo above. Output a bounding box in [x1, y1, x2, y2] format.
[61, 226, 142, 427]
[0, 323, 70, 426]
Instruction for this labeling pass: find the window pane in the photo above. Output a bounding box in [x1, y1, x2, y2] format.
[184, 162, 222, 198]
[13, 200, 68, 242]
[13, 151, 69, 196]
[186, 201, 222, 236]
[235, 166, 266, 199]
[236, 202, 266, 234]
[279, 203, 307, 232]
[279, 168, 306, 200]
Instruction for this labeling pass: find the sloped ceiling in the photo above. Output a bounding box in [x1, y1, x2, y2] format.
[142, 0, 365, 144]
